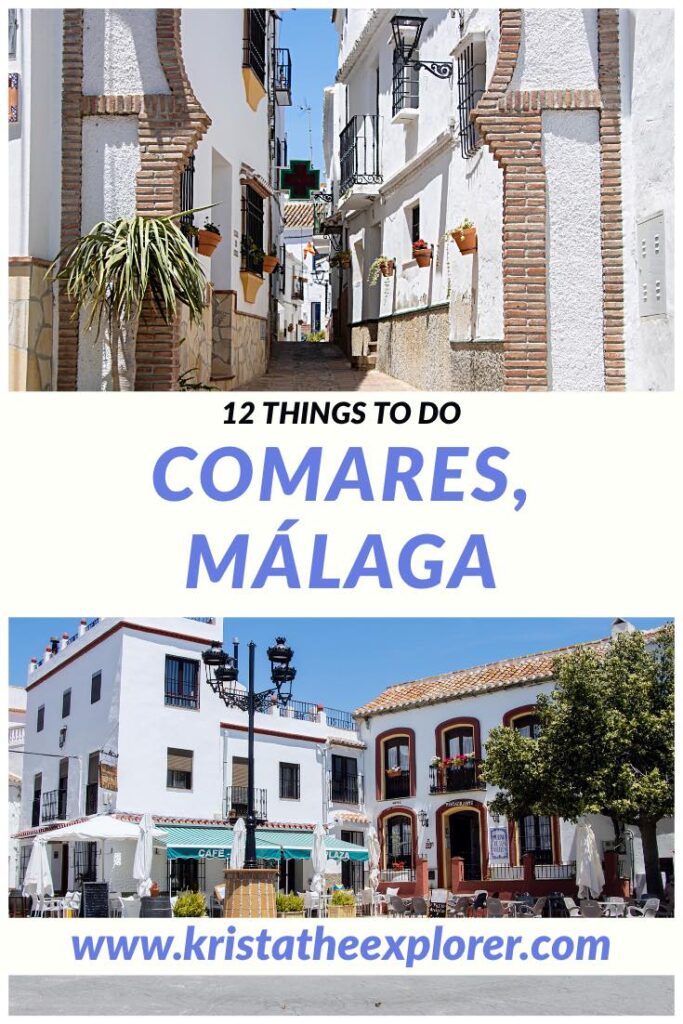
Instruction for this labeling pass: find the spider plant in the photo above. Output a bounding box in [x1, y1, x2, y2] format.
[48, 208, 211, 332]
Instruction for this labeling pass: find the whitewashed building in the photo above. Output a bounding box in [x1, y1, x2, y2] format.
[8, 8, 293, 391]
[14, 618, 367, 897]
[279, 201, 331, 339]
[354, 620, 673, 899]
[8, 686, 26, 889]
[322, 8, 674, 391]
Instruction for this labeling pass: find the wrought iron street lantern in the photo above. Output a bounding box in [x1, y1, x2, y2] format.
[390, 14, 453, 80]
[418, 809, 430, 827]
[202, 635, 296, 868]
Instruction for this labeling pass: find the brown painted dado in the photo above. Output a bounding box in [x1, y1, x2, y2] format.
[58, 10, 210, 391]
[472, 8, 624, 391]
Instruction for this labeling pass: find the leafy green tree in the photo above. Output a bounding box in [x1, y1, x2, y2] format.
[483, 626, 674, 897]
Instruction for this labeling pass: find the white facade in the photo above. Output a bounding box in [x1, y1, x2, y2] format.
[280, 204, 331, 339]
[16, 618, 366, 896]
[323, 8, 674, 390]
[8, 686, 27, 889]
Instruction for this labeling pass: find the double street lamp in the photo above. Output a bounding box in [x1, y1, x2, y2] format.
[201, 636, 296, 869]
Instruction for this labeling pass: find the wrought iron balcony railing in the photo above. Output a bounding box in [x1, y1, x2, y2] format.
[384, 768, 411, 799]
[274, 48, 292, 105]
[429, 759, 486, 794]
[328, 772, 362, 805]
[41, 788, 67, 822]
[339, 114, 382, 196]
[224, 785, 267, 824]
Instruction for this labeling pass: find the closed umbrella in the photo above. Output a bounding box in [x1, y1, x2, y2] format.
[133, 812, 155, 897]
[310, 824, 327, 897]
[229, 818, 246, 869]
[575, 819, 605, 899]
[23, 836, 54, 908]
[367, 826, 381, 913]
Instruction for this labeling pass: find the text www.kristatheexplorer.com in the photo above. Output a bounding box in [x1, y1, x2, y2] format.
[72, 925, 610, 967]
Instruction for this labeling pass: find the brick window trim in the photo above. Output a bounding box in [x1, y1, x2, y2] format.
[374, 727, 417, 801]
[471, 8, 625, 392]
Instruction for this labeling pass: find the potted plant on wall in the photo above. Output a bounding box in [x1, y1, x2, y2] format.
[330, 249, 352, 270]
[197, 218, 223, 257]
[49, 209, 208, 333]
[262, 247, 279, 274]
[449, 218, 477, 255]
[412, 239, 433, 268]
[368, 256, 396, 284]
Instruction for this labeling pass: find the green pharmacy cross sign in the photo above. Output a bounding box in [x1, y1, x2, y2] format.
[279, 160, 320, 200]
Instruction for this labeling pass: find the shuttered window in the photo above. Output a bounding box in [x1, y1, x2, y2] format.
[279, 762, 300, 800]
[167, 748, 193, 790]
[232, 756, 249, 788]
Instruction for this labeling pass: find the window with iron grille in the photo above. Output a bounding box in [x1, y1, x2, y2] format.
[519, 814, 553, 864]
[241, 185, 265, 276]
[279, 762, 300, 800]
[32, 772, 42, 827]
[91, 671, 102, 704]
[179, 154, 196, 244]
[36, 705, 44, 732]
[19, 845, 32, 886]
[164, 656, 200, 710]
[62, 688, 71, 718]
[74, 841, 98, 883]
[392, 48, 420, 117]
[456, 40, 486, 159]
[167, 747, 193, 790]
[243, 9, 267, 86]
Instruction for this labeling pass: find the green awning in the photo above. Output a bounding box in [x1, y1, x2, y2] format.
[160, 825, 368, 862]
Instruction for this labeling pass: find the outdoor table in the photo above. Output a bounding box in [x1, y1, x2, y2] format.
[501, 900, 527, 918]
[598, 901, 626, 918]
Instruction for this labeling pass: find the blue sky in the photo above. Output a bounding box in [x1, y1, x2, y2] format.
[280, 10, 338, 174]
[8, 618, 669, 709]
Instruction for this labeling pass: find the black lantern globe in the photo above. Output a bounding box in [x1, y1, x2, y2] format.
[267, 637, 296, 705]
[391, 15, 426, 55]
[201, 642, 237, 696]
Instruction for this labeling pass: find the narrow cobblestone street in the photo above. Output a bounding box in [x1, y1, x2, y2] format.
[236, 342, 414, 391]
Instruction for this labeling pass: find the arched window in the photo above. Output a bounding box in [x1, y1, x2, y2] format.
[513, 713, 541, 739]
[444, 725, 475, 757]
[384, 813, 414, 870]
[376, 729, 415, 800]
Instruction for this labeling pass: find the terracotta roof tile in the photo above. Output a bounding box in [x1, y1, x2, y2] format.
[284, 202, 314, 227]
[353, 629, 663, 717]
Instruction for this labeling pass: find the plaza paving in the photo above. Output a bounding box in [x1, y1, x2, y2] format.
[9, 975, 674, 1015]
[235, 342, 415, 391]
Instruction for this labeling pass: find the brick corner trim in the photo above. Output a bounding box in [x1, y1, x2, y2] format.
[472, 8, 625, 392]
[58, 8, 212, 392]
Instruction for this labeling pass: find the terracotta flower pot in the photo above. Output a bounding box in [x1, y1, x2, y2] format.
[413, 248, 432, 268]
[262, 254, 279, 274]
[380, 259, 395, 277]
[197, 229, 222, 257]
[451, 226, 477, 255]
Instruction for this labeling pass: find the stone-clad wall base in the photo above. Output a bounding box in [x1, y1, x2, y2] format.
[178, 285, 213, 387]
[371, 307, 503, 391]
[9, 260, 54, 391]
[218, 312, 269, 391]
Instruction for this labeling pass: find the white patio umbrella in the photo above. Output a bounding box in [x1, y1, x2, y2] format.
[575, 818, 605, 899]
[22, 836, 54, 904]
[229, 818, 246, 869]
[46, 814, 166, 842]
[133, 813, 155, 897]
[310, 824, 327, 897]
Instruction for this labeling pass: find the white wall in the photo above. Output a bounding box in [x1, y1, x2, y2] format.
[543, 110, 604, 390]
[621, 8, 674, 390]
[511, 9, 599, 91]
[82, 9, 169, 96]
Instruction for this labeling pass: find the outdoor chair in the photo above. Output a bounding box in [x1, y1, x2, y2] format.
[563, 897, 583, 918]
[389, 896, 410, 917]
[411, 896, 428, 917]
[360, 888, 374, 916]
[627, 898, 660, 918]
[451, 896, 473, 918]
[108, 895, 124, 918]
[471, 890, 488, 915]
[580, 900, 604, 918]
[303, 891, 320, 917]
[486, 898, 505, 918]
[516, 897, 546, 919]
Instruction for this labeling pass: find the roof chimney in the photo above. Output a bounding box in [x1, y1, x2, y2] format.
[611, 618, 635, 638]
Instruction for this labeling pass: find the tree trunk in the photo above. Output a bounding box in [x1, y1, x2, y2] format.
[638, 818, 663, 898]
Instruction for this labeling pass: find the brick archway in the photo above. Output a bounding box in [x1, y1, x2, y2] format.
[436, 799, 489, 889]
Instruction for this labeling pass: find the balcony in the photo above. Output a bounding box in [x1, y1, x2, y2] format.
[224, 785, 267, 824]
[41, 788, 67, 823]
[85, 782, 99, 816]
[429, 759, 486, 794]
[384, 768, 411, 800]
[339, 114, 382, 211]
[329, 772, 363, 805]
[274, 48, 292, 106]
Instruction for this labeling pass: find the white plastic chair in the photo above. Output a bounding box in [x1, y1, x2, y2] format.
[303, 891, 320, 918]
[627, 897, 660, 918]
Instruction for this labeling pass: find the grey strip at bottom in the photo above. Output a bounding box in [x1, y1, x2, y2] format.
[9, 975, 674, 1016]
